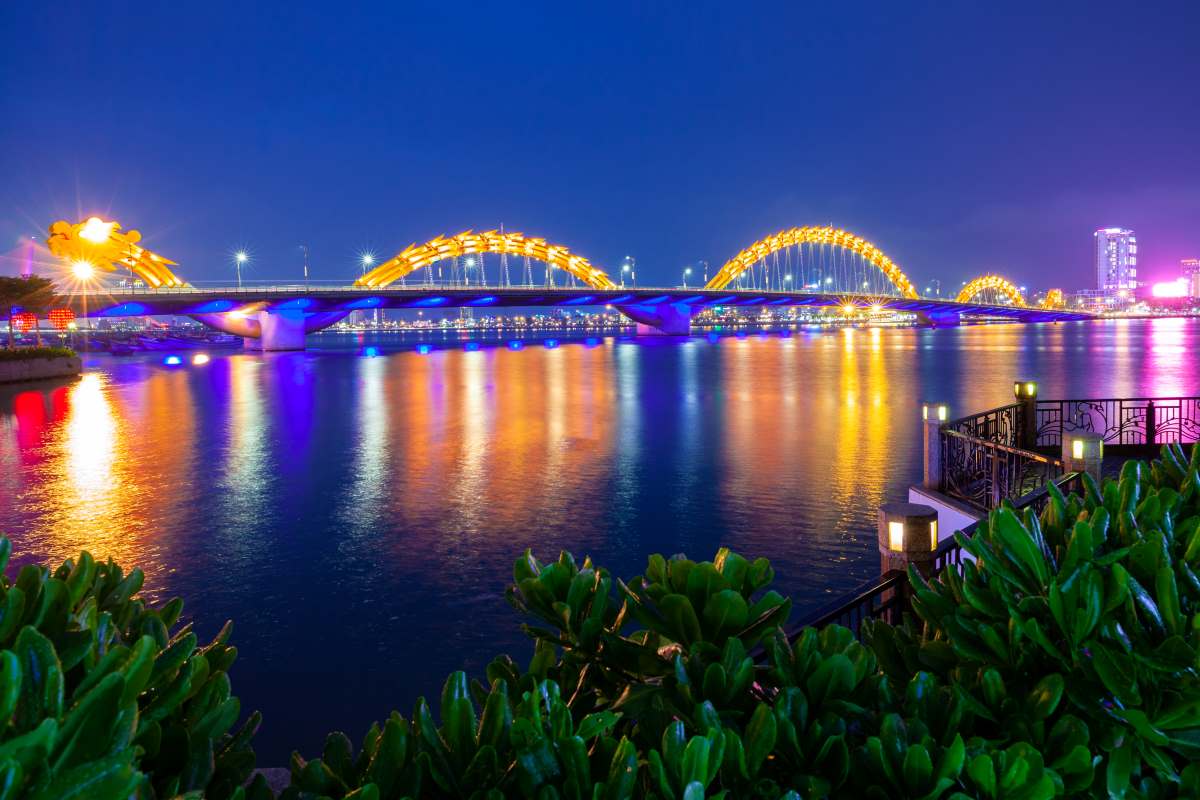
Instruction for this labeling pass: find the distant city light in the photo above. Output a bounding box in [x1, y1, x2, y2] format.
[544, 339, 559, 348]
[79, 217, 114, 243]
[842, 303, 856, 314]
[362, 346, 380, 357]
[72, 260, 96, 280]
[163, 355, 183, 366]
[235, 251, 248, 263]
[1152, 278, 1189, 298]
[192, 353, 211, 365]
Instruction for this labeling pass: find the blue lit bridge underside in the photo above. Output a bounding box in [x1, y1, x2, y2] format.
[70, 286, 1094, 350]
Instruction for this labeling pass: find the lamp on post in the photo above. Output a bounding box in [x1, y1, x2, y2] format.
[1014, 379, 1038, 450]
[235, 251, 248, 289]
[878, 502, 939, 578]
[682, 267, 692, 288]
[921, 403, 950, 490]
[1062, 431, 1103, 483]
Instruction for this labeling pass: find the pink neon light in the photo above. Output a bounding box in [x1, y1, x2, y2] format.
[1151, 279, 1189, 298]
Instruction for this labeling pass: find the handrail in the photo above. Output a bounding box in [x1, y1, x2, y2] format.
[938, 426, 1064, 511]
[1036, 396, 1200, 447]
[765, 471, 1084, 656]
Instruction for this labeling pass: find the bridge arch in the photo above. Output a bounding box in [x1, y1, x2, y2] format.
[955, 275, 1026, 306]
[356, 230, 618, 289]
[47, 218, 187, 288]
[706, 226, 919, 298]
[1040, 288, 1066, 310]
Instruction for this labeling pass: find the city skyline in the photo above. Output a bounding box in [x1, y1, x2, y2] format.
[2, 1, 1199, 290]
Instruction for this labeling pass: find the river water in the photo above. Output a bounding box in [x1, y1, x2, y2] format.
[1, 318, 1196, 761]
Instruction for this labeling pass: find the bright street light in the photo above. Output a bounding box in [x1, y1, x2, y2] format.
[682, 266, 692, 288]
[234, 251, 248, 288]
[72, 260, 95, 280]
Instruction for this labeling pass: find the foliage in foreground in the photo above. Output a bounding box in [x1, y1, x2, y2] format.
[284, 443, 1200, 799]
[0, 346, 75, 363]
[0, 538, 260, 799]
[4, 443, 1200, 798]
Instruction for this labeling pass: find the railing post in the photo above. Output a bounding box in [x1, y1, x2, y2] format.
[1014, 379, 1038, 450]
[990, 450, 1002, 509]
[921, 403, 949, 490]
[878, 502, 939, 579]
[1063, 431, 1103, 483]
[1146, 400, 1157, 446]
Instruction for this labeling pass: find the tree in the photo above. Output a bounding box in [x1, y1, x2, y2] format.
[0, 275, 60, 348]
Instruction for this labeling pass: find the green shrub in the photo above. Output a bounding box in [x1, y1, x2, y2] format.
[285, 445, 1200, 798]
[6, 444, 1200, 797]
[0, 346, 75, 362]
[0, 538, 262, 799]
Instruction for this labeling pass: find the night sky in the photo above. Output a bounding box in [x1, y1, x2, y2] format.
[2, 1, 1198, 291]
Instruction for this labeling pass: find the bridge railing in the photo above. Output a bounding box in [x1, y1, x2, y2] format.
[1036, 397, 1200, 447]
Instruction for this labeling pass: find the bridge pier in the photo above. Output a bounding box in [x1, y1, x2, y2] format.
[915, 311, 962, 328]
[618, 303, 694, 336]
[190, 309, 348, 350]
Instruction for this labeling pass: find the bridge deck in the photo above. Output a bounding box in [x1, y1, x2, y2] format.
[66, 286, 1092, 323]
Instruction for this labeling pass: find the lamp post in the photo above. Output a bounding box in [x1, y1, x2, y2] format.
[235, 251, 248, 289]
[682, 267, 692, 288]
[1014, 379, 1038, 450]
[300, 245, 310, 287]
[71, 259, 96, 351]
[877, 502, 939, 577]
[624, 256, 637, 287]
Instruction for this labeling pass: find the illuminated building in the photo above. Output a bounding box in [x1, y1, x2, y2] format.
[1183, 258, 1200, 298]
[1094, 227, 1137, 296]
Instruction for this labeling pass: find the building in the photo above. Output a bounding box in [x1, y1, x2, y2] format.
[1094, 228, 1138, 295]
[1184, 258, 1200, 298]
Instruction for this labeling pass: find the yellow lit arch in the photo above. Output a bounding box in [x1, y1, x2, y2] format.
[357, 230, 618, 289]
[46, 217, 187, 288]
[955, 275, 1026, 306]
[1040, 288, 1065, 310]
[706, 226, 919, 298]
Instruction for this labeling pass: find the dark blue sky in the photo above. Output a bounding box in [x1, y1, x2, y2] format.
[2, 1, 1198, 290]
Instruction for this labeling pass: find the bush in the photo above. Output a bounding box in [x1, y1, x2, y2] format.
[286, 443, 1200, 799]
[5, 443, 1199, 797]
[0, 346, 75, 362]
[0, 538, 262, 799]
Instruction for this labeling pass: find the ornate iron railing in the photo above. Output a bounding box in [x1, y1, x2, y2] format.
[776, 472, 1083, 648]
[1036, 397, 1200, 447]
[939, 428, 1063, 511]
[944, 402, 1024, 446]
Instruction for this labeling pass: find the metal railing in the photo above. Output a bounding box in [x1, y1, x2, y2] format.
[1036, 397, 1200, 447]
[944, 402, 1024, 446]
[939, 427, 1064, 511]
[777, 471, 1083, 648]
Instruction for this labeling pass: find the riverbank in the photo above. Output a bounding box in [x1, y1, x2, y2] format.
[0, 347, 81, 383]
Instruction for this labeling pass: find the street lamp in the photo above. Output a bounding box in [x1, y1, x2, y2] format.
[361, 253, 375, 275]
[300, 245, 310, 287]
[624, 256, 637, 287]
[682, 267, 692, 288]
[235, 251, 248, 288]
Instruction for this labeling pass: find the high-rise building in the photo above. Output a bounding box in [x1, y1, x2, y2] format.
[1094, 228, 1138, 294]
[1183, 258, 1200, 298]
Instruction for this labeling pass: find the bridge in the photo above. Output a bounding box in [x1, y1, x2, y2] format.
[44, 217, 1091, 350]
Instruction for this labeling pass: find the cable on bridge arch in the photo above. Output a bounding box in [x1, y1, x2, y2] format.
[357, 230, 618, 290]
[706, 225, 919, 298]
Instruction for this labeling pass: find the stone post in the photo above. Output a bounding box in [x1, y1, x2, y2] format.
[878, 502, 939, 578]
[1062, 431, 1103, 483]
[921, 403, 949, 491]
[1014, 379, 1038, 450]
